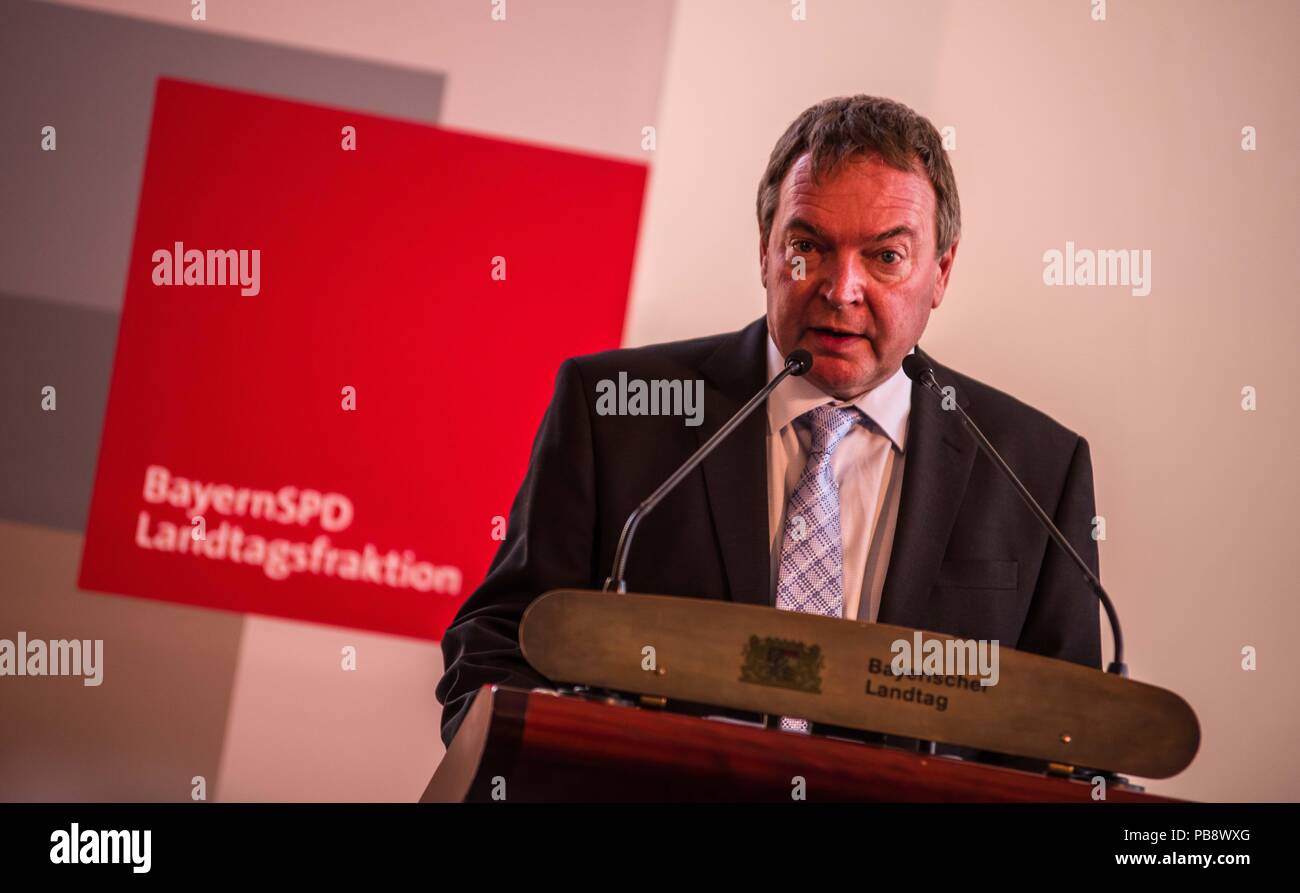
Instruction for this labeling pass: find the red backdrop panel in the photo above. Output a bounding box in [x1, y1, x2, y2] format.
[79, 78, 646, 640]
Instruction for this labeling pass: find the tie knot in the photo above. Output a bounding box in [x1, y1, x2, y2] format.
[797, 404, 861, 456]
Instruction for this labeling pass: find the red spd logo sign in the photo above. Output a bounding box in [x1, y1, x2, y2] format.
[78, 79, 646, 640]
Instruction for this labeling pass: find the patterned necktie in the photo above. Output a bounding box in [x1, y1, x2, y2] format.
[775, 404, 861, 733]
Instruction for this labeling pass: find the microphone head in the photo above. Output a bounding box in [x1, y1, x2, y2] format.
[786, 349, 814, 376]
[901, 353, 932, 384]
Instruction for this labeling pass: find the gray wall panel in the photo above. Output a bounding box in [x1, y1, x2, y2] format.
[0, 0, 445, 313]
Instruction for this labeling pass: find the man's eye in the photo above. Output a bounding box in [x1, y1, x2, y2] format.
[792, 240, 815, 253]
[880, 250, 901, 264]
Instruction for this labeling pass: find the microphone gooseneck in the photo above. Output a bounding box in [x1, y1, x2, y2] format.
[603, 350, 813, 594]
[902, 354, 1127, 677]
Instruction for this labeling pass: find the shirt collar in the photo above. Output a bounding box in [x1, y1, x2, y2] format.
[765, 332, 913, 452]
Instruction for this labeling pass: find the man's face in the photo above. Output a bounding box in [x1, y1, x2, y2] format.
[761, 152, 958, 399]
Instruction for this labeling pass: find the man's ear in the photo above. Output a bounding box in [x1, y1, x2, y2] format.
[931, 237, 959, 310]
[759, 232, 769, 289]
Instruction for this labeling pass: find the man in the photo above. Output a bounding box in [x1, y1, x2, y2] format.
[436, 95, 1101, 748]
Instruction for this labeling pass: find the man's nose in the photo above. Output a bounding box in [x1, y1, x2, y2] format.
[821, 252, 868, 307]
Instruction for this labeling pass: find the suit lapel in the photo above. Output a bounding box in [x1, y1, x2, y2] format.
[697, 317, 771, 607]
[876, 346, 977, 627]
[692, 329, 974, 617]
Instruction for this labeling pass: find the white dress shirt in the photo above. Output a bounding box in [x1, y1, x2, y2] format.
[765, 334, 912, 622]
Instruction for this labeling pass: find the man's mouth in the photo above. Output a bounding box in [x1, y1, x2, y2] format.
[806, 326, 872, 355]
[809, 325, 865, 342]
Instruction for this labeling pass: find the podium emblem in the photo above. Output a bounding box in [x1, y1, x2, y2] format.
[740, 635, 824, 694]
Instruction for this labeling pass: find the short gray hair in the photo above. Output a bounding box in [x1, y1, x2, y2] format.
[756, 95, 961, 258]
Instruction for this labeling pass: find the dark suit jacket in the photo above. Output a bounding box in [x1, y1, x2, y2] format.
[436, 317, 1102, 748]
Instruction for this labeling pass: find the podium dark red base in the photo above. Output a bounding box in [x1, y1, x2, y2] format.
[423, 686, 1180, 803]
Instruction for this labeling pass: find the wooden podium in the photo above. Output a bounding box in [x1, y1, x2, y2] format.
[422, 685, 1179, 803]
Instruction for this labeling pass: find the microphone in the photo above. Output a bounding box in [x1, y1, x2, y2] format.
[901, 354, 1127, 677]
[603, 349, 814, 594]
